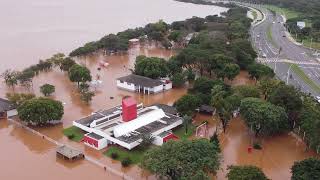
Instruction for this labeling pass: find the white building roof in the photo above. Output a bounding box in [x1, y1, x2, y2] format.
[113, 106, 166, 137]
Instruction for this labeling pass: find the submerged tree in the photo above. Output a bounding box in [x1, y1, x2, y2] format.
[68, 64, 92, 87]
[291, 158, 320, 180]
[18, 97, 64, 126]
[141, 139, 221, 180]
[40, 84, 55, 96]
[227, 165, 269, 180]
[1, 69, 19, 90]
[240, 97, 289, 137]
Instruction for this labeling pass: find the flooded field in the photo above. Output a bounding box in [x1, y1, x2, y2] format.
[0, 0, 227, 71]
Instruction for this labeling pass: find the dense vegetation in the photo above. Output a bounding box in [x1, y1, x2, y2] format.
[291, 158, 320, 180]
[227, 165, 269, 180]
[141, 139, 221, 180]
[17, 97, 64, 126]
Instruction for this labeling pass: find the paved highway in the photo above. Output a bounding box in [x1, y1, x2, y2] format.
[249, 4, 320, 96]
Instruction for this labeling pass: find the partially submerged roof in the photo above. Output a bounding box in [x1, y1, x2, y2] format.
[56, 145, 83, 159]
[117, 74, 163, 87]
[0, 98, 16, 112]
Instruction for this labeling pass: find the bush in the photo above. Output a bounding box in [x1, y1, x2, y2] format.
[253, 142, 262, 150]
[121, 157, 132, 167]
[111, 152, 119, 159]
[67, 134, 75, 140]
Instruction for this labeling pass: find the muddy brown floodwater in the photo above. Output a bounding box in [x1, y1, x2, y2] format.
[0, 43, 188, 180]
[0, 1, 318, 179]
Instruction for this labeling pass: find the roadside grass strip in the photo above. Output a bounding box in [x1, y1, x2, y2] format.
[290, 63, 320, 93]
[265, 5, 300, 19]
[252, 10, 257, 21]
[267, 24, 278, 48]
[63, 126, 84, 142]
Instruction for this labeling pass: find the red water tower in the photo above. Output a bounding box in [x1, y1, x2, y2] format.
[122, 97, 137, 122]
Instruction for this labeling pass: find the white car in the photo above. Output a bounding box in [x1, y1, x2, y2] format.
[316, 96, 320, 100]
[262, 53, 267, 58]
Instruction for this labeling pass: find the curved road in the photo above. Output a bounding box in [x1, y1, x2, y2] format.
[249, 4, 320, 96]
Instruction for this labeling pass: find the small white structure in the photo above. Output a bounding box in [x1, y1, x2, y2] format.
[0, 98, 17, 119]
[73, 97, 182, 150]
[116, 74, 172, 94]
[297, 21, 306, 29]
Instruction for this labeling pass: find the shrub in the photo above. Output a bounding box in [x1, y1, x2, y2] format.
[253, 142, 262, 150]
[111, 152, 119, 159]
[121, 157, 132, 167]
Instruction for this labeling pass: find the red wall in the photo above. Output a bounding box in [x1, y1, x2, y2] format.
[83, 136, 98, 148]
[122, 97, 137, 122]
[163, 133, 179, 143]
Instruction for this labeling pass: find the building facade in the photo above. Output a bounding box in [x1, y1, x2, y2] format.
[73, 97, 182, 150]
[116, 74, 172, 94]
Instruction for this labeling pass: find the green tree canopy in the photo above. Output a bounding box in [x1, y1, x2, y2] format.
[291, 158, 320, 180]
[268, 84, 302, 128]
[40, 84, 55, 97]
[170, 73, 186, 88]
[233, 85, 260, 99]
[134, 56, 169, 79]
[175, 94, 201, 116]
[240, 97, 289, 137]
[192, 77, 224, 94]
[17, 97, 64, 126]
[68, 64, 92, 86]
[247, 63, 275, 79]
[227, 165, 269, 180]
[141, 139, 221, 180]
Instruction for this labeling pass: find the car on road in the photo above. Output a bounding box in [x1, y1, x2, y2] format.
[257, 35, 260, 38]
[262, 53, 267, 58]
[282, 35, 286, 37]
[259, 48, 262, 51]
[272, 21, 275, 24]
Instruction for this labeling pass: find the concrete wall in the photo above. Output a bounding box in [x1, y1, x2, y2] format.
[116, 80, 136, 91]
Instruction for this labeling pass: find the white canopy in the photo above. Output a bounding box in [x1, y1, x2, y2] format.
[113, 106, 165, 137]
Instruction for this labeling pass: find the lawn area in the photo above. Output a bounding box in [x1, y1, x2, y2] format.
[104, 146, 149, 164]
[63, 126, 84, 142]
[265, 5, 300, 20]
[173, 123, 196, 140]
[290, 64, 320, 93]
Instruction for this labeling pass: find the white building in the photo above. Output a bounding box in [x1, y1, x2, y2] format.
[73, 97, 182, 150]
[0, 98, 17, 119]
[116, 74, 172, 94]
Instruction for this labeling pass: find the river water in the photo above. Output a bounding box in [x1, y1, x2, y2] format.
[0, 0, 317, 179]
[0, 0, 227, 72]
